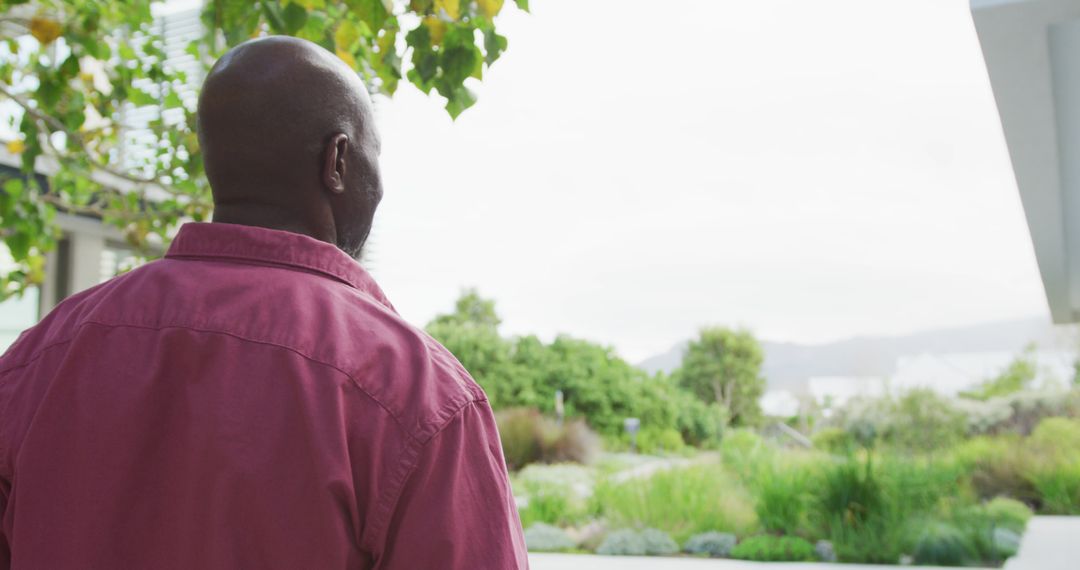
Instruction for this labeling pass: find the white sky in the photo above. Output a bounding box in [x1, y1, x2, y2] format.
[2, 0, 1048, 362]
[367, 0, 1047, 361]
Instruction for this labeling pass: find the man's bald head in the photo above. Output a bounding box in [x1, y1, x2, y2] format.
[197, 36, 382, 259]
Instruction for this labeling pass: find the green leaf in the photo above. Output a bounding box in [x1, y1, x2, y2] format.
[514, 0, 529, 11]
[483, 28, 507, 66]
[37, 77, 62, 109]
[6, 232, 30, 261]
[282, 2, 309, 35]
[164, 91, 184, 109]
[439, 27, 481, 87]
[299, 10, 332, 44]
[128, 88, 156, 107]
[261, 0, 287, 33]
[59, 55, 80, 79]
[335, 20, 362, 51]
[3, 179, 24, 199]
[445, 85, 476, 119]
[347, 0, 390, 31]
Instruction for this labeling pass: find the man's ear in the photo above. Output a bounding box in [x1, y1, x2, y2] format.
[322, 133, 349, 194]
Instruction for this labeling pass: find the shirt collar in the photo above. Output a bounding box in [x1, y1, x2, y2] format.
[166, 222, 395, 310]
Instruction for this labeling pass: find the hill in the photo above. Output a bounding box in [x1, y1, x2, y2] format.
[637, 316, 1078, 392]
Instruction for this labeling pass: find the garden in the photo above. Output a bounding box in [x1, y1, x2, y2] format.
[507, 398, 1080, 565]
[427, 292, 1080, 566]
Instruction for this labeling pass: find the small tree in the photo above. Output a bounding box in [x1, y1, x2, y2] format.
[426, 288, 518, 407]
[674, 327, 766, 426]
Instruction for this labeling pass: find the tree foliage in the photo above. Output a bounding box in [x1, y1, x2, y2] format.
[425, 289, 726, 445]
[0, 0, 528, 298]
[961, 346, 1037, 401]
[674, 326, 766, 426]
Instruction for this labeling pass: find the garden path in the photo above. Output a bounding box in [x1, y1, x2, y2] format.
[608, 452, 719, 484]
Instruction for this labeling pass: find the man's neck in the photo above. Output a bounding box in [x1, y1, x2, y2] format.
[211, 202, 336, 247]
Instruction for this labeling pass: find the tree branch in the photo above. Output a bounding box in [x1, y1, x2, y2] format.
[0, 82, 189, 198]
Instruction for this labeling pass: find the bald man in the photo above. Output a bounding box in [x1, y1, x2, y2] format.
[0, 37, 528, 569]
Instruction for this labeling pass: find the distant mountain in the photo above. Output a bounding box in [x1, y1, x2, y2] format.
[637, 316, 1078, 392]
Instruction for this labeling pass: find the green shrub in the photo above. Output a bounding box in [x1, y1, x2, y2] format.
[720, 429, 773, 479]
[948, 499, 1031, 564]
[675, 399, 727, 448]
[814, 540, 837, 562]
[1030, 417, 1080, 450]
[730, 535, 816, 562]
[911, 522, 975, 566]
[887, 389, 968, 451]
[809, 454, 964, 564]
[956, 438, 1039, 504]
[683, 532, 736, 558]
[829, 390, 967, 452]
[812, 427, 856, 454]
[982, 497, 1033, 532]
[639, 528, 679, 555]
[752, 466, 808, 535]
[523, 523, 576, 552]
[635, 427, 687, 455]
[1028, 457, 1080, 514]
[596, 529, 647, 556]
[517, 481, 586, 528]
[590, 464, 757, 544]
[594, 528, 676, 556]
[813, 457, 883, 529]
[992, 527, 1022, 559]
[1026, 417, 1080, 514]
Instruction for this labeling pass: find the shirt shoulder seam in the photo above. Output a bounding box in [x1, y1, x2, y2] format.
[361, 398, 486, 558]
[0, 320, 425, 445]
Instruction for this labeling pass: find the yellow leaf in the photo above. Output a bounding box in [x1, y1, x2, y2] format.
[423, 17, 446, 45]
[336, 49, 357, 70]
[335, 21, 360, 51]
[6, 140, 25, 154]
[478, 0, 504, 18]
[435, 0, 460, 20]
[28, 255, 45, 285]
[29, 16, 62, 45]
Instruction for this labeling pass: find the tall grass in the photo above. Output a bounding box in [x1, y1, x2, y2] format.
[808, 453, 966, 564]
[1028, 459, 1080, 514]
[1025, 418, 1080, 514]
[517, 480, 589, 528]
[752, 465, 810, 535]
[590, 464, 757, 543]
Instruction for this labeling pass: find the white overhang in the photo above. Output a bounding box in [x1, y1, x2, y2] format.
[972, 0, 1080, 322]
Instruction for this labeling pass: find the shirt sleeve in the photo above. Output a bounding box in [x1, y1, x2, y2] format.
[0, 477, 9, 570]
[0, 372, 9, 570]
[373, 400, 528, 570]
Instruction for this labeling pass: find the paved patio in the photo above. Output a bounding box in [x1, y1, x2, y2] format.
[1004, 516, 1080, 570]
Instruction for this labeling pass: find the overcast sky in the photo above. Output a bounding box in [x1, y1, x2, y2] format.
[362, 0, 1047, 361]
[3, 0, 1047, 362]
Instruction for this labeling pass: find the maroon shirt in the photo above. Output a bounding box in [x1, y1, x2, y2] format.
[0, 222, 527, 569]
